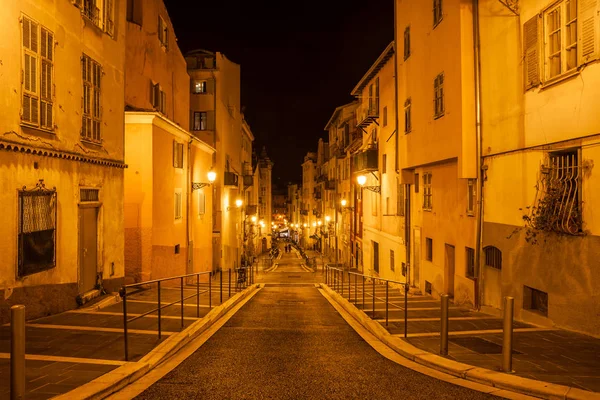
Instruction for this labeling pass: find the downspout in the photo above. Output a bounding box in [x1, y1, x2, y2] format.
[473, 0, 484, 310]
[187, 138, 193, 275]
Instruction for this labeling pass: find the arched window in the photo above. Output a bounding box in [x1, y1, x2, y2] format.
[484, 246, 502, 269]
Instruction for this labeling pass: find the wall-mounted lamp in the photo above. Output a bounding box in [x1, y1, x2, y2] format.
[192, 169, 217, 191]
[357, 174, 381, 193]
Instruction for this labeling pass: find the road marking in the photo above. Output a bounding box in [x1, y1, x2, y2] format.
[360, 306, 459, 312]
[0, 353, 127, 366]
[25, 323, 176, 336]
[125, 300, 212, 308]
[375, 317, 498, 322]
[66, 310, 202, 320]
[395, 327, 557, 338]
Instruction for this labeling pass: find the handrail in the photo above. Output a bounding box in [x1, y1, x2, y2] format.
[120, 268, 252, 361]
[325, 265, 410, 337]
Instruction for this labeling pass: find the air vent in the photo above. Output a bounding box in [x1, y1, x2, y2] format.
[80, 188, 99, 202]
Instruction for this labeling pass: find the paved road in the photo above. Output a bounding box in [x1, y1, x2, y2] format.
[136, 249, 499, 399]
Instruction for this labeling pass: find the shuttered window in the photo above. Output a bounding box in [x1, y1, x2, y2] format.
[434, 73, 444, 118]
[82, 54, 102, 142]
[524, 15, 540, 89]
[174, 190, 182, 220]
[158, 16, 169, 49]
[173, 141, 184, 168]
[198, 191, 206, 215]
[22, 16, 54, 130]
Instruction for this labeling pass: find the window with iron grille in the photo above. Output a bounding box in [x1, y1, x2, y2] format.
[484, 246, 502, 269]
[465, 247, 475, 278]
[530, 150, 582, 234]
[404, 26, 411, 60]
[404, 98, 412, 133]
[158, 16, 169, 49]
[174, 190, 182, 220]
[18, 186, 56, 277]
[21, 17, 54, 130]
[434, 73, 445, 118]
[425, 237, 433, 261]
[433, 0, 443, 27]
[82, 54, 101, 143]
[397, 183, 405, 216]
[390, 249, 395, 272]
[467, 178, 476, 216]
[423, 172, 432, 210]
[80, 188, 99, 202]
[173, 141, 184, 168]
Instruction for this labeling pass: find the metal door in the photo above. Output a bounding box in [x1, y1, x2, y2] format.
[444, 244, 455, 297]
[79, 207, 98, 293]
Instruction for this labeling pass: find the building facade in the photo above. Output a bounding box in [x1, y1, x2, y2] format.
[0, 0, 127, 321]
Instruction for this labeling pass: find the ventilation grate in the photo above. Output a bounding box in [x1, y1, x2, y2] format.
[80, 188, 99, 202]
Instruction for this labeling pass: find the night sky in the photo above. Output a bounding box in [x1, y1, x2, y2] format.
[164, 0, 394, 187]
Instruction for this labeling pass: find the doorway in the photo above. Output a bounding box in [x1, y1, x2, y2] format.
[79, 207, 98, 293]
[444, 244, 455, 297]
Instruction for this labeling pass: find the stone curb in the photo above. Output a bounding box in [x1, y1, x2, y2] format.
[78, 292, 121, 312]
[320, 283, 600, 400]
[54, 284, 261, 400]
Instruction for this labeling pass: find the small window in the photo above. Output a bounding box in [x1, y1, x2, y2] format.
[523, 286, 548, 316]
[465, 247, 475, 279]
[198, 191, 206, 215]
[174, 190, 182, 220]
[467, 179, 476, 216]
[82, 54, 102, 142]
[193, 111, 207, 131]
[434, 73, 445, 119]
[80, 188, 99, 202]
[425, 237, 433, 261]
[158, 16, 169, 49]
[173, 140, 183, 168]
[423, 172, 432, 210]
[404, 98, 412, 133]
[151, 82, 166, 114]
[193, 80, 207, 94]
[433, 0, 443, 27]
[390, 250, 395, 272]
[404, 26, 411, 60]
[383, 106, 388, 127]
[484, 246, 502, 269]
[18, 185, 57, 277]
[425, 280, 432, 294]
[126, 0, 143, 25]
[414, 173, 419, 193]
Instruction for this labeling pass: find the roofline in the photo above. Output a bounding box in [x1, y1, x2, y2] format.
[350, 41, 395, 96]
[324, 100, 359, 130]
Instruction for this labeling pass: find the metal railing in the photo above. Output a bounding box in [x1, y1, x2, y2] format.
[325, 265, 409, 337]
[120, 267, 253, 361]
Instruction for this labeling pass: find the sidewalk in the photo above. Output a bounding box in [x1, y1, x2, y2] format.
[0, 275, 251, 399]
[325, 278, 600, 397]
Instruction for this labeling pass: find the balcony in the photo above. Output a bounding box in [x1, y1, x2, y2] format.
[243, 175, 253, 187]
[224, 171, 239, 186]
[325, 180, 336, 190]
[352, 148, 378, 173]
[356, 103, 379, 128]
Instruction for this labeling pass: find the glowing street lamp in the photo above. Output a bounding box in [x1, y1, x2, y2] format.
[235, 198, 243, 208]
[317, 220, 322, 226]
[207, 169, 217, 183]
[251, 216, 257, 223]
[341, 199, 347, 207]
[325, 215, 331, 222]
[357, 174, 367, 186]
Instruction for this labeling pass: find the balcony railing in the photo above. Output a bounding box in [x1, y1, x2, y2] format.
[356, 102, 380, 128]
[352, 148, 378, 173]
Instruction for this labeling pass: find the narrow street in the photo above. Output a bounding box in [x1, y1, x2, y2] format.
[133, 245, 500, 400]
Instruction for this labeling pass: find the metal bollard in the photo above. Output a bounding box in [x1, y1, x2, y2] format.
[503, 296, 514, 372]
[11, 305, 25, 400]
[440, 294, 449, 356]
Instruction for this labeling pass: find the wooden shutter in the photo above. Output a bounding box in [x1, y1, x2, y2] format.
[40, 28, 53, 129]
[105, 0, 114, 36]
[523, 15, 540, 89]
[207, 110, 215, 130]
[579, 0, 599, 64]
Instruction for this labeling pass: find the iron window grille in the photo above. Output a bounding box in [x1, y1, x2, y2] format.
[18, 180, 57, 277]
[434, 73, 445, 119]
[484, 246, 502, 269]
[82, 54, 102, 143]
[80, 188, 99, 202]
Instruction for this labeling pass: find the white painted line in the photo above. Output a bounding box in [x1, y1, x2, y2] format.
[126, 300, 211, 308]
[26, 323, 176, 336]
[67, 310, 202, 320]
[0, 353, 127, 366]
[375, 317, 497, 322]
[395, 327, 557, 338]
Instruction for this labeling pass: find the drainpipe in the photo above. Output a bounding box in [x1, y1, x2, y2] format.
[473, 0, 484, 310]
[187, 138, 193, 275]
[393, 0, 400, 174]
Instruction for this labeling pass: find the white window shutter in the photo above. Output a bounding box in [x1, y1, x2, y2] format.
[523, 15, 540, 89]
[579, 0, 599, 64]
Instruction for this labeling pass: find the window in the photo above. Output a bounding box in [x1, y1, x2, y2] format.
[390, 250, 395, 272]
[373, 241, 379, 273]
[404, 98, 412, 133]
[21, 17, 54, 130]
[126, 0, 143, 25]
[484, 246, 502, 269]
[467, 179, 476, 216]
[74, 0, 114, 35]
[414, 173, 419, 193]
[18, 186, 57, 277]
[425, 237, 433, 261]
[523, 286, 548, 316]
[82, 54, 101, 143]
[80, 188, 99, 202]
[193, 111, 207, 131]
[198, 191, 206, 215]
[423, 172, 432, 210]
[433, 0, 443, 27]
[465, 247, 475, 279]
[397, 183, 405, 216]
[174, 190, 182, 220]
[382, 154, 387, 174]
[173, 140, 183, 168]
[383, 106, 388, 127]
[193, 80, 207, 94]
[158, 16, 169, 49]
[404, 26, 411, 60]
[544, 1, 577, 80]
[434, 73, 445, 118]
[151, 83, 166, 114]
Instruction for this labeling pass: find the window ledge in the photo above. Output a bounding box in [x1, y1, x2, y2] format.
[540, 69, 579, 91]
[81, 138, 103, 147]
[20, 123, 56, 135]
[433, 113, 445, 120]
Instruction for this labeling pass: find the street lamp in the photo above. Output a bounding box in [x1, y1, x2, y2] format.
[356, 174, 381, 193]
[192, 169, 217, 191]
